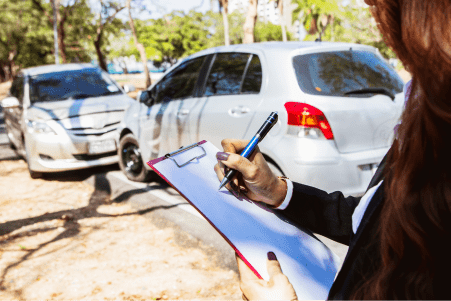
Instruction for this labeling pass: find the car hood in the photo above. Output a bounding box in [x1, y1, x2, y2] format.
[28, 94, 135, 122]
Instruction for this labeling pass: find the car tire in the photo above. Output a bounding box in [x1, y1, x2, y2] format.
[118, 133, 153, 182]
[267, 161, 285, 177]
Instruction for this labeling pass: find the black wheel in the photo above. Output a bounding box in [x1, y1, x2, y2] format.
[118, 133, 153, 182]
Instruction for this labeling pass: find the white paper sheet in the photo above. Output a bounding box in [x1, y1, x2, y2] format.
[150, 141, 340, 300]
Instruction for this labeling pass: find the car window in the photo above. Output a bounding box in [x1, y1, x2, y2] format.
[155, 56, 205, 103]
[241, 55, 262, 94]
[292, 50, 404, 97]
[204, 53, 250, 96]
[10, 76, 24, 102]
[29, 68, 122, 103]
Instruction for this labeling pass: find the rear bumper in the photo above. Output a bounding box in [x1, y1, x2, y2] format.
[265, 136, 389, 196]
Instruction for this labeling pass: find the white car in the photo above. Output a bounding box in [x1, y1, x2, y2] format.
[118, 42, 405, 196]
[1, 63, 136, 178]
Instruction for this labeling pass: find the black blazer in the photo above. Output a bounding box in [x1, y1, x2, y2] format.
[280, 152, 388, 300]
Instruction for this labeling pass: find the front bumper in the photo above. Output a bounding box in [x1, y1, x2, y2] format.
[25, 124, 119, 173]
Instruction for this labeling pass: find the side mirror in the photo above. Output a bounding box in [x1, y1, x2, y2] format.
[123, 84, 136, 93]
[1, 97, 20, 109]
[137, 90, 150, 103]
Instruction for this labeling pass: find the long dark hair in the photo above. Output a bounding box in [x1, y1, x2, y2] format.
[352, 0, 451, 299]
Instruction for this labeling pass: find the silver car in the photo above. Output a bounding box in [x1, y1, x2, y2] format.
[1, 63, 136, 178]
[118, 42, 405, 196]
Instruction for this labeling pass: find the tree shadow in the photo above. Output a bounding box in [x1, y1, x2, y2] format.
[0, 172, 185, 291]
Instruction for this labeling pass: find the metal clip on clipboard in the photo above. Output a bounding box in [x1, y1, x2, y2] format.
[164, 142, 207, 168]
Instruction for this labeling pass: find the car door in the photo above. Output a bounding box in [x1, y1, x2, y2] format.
[5, 75, 25, 148]
[138, 56, 206, 161]
[186, 52, 265, 148]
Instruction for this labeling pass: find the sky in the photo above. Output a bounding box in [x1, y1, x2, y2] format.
[127, 0, 214, 20]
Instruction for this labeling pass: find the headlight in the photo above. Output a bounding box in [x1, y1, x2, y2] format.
[26, 120, 57, 135]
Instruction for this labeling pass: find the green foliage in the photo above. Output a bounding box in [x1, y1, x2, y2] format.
[294, 0, 395, 59]
[0, 0, 401, 79]
[0, 0, 53, 71]
[254, 21, 293, 42]
[61, 0, 95, 63]
[337, 2, 395, 58]
[207, 10, 246, 46]
[292, 0, 342, 35]
[130, 10, 237, 65]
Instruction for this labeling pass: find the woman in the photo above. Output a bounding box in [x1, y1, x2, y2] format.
[214, 0, 451, 299]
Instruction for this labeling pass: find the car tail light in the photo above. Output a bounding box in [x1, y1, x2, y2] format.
[284, 102, 334, 140]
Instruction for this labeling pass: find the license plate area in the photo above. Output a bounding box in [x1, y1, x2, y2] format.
[88, 140, 116, 154]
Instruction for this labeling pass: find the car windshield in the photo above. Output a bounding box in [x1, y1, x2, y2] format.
[292, 50, 404, 97]
[29, 68, 123, 103]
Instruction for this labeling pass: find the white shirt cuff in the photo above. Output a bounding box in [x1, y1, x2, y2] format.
[274, 179, 293, 210]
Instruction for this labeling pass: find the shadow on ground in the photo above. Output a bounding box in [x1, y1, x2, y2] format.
[0, 157, 180, 296]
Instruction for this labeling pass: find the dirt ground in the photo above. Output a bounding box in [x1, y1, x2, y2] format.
[0, 160, 241, 300]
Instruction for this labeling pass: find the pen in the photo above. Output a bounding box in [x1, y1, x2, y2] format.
[218, 111, 279, 190]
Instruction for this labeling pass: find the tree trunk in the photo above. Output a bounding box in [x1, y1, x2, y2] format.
[57, 20, 67, 63]
[126, 0, 151, 87]
[94, 39, 108, 72]
[330, 15, 335, 42]
[319, 14, 330, 40]
[8, 51, 16, 79]
[243, 0, 258, 44]
[0, 64, 6, 83]
[220, 0, 230, 46]
[278, 0, 287, 42]
[308, 16, 318, 35]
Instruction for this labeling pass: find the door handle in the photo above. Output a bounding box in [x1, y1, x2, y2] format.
[177, 109, 189, 117]
[230, 106, 250, 116]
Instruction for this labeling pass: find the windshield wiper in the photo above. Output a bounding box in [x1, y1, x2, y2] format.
[344, 87, 395, 100]
[99, 91, 122, 96]
[71, 93, 94, 99]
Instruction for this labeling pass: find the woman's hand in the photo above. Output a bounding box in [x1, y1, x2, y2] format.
[237, 252, 297, 301]
[214, 139, 287, 207]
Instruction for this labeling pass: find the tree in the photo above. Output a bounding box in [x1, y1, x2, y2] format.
[218, 0, 230, 46]
[0, 0, 53, 80]
[337, 1, 395, 58]
[243, 0, 258, 43]
[254, 20, 292, 42]
[126, 0, 151, 87]
[205, 10, 245, 47]
[30, 0, 92, 63]
[292, 0, 341, 41]
[134, 10, 222, 66]
[90, 0, 125, 71]
[272, 0, 287, 42]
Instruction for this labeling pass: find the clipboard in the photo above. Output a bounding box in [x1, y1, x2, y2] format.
[148, 140, 340, 300]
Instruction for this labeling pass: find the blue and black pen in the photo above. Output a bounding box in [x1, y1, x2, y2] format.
[218, 111, 279, 190]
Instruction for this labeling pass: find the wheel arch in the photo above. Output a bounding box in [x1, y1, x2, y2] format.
[119, 128, 133, 141]
[262, 153, 285, 176]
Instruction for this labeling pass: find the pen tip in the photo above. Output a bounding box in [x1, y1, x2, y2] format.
[218, 179, 227, 191]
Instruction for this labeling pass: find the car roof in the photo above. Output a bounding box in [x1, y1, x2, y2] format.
[21, 63, 99, 77]
[186, 41, 377, 59]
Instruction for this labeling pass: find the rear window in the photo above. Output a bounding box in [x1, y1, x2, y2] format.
[292, 50, 404, 97]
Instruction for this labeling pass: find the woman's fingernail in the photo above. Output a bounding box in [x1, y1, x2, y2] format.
[267, 252, 277, 261]
[216, 152, 230, 161]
